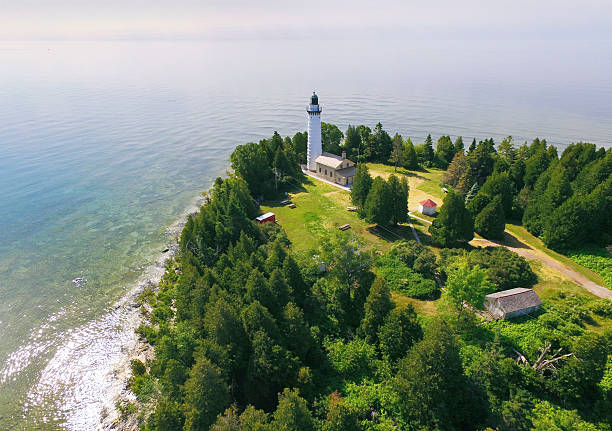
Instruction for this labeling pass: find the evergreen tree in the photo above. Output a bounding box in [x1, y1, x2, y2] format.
[271, 389, 315, 431]
[428, 190, 474, 247]
[292, 132, 308, 164]
[351, 163, 373, 209]
[378, 305, 423, 361]
[183, 356, 230, 431]
[388, 174, 409, 225]
[364, 176, 393, 226]
[372, 122, 393, 162]
[423, 134, 435, 165]
[357, 277, 395, 345]
[435, 135, 455, 168]
[468, 138, 477, 153]
[497, 136, 516, 162]
[453, 136, 464, 153]
[478, 171, 513, 216]
[389, 133, 405, 171]
[274, 147, 291, 179]
[466, 190, 490, 221]
[246, 267, 280, 314]
[344, 125, 361, 159]
[282, 255, 307, 308]
[524, 147, 554, 189]
[392, 321, 488, 430]
[474, 195, 506, 239]
[403, 137, 419, 170]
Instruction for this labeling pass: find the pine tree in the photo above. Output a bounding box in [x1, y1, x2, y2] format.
[435, 135, 455, 168]
[468, 138, 477, 154]
[453, 136, 464, 153]
[478, 171, 513, 216]
[388, 174, 409, 225]
[351, 163, 373, 209]
[183, 356, 230, 431]
[428, 190, 474, 247]
[403, 137, 419, 170]
[357, 277, 395, 344]
[271, 388, 315, 431]
[364, 177, 392, 226]
[423, 134, 435, 164]
[378, 305, 423, 361]
[474, 195, 506, 239]
[389, 133, 405, 171]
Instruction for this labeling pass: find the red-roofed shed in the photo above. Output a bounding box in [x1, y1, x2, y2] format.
[418, 199, 437, 215]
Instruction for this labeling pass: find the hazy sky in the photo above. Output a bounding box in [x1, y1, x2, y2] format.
[2, 0, 612, 41]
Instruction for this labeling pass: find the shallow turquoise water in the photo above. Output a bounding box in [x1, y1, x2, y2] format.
[0, 39, 611, 429]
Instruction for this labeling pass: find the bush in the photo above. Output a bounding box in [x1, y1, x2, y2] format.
[376, 255, 439, 299]
[467, 247, 537, 291]
[566, 246, 612, 288]
[326, 338, 377, 382]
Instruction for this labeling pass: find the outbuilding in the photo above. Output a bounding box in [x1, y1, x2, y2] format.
[484, 288, 542, 320]
[255, 212, 276, 223]
[418, 199, 437, 216]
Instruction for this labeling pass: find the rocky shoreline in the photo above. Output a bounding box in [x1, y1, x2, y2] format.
[96, 194, 206, 431]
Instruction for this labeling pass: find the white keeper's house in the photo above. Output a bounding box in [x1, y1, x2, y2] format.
[305, 92, 356, 186]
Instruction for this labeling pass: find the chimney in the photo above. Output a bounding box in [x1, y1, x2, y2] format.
[341, 150, 346, 159]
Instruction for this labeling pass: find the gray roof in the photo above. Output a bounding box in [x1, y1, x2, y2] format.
[315, 152, 346, 169]
[486, 288, 542, 314]
[336, 166, 356, 177]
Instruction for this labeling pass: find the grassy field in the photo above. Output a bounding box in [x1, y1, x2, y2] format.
[260, 177, 413, 252]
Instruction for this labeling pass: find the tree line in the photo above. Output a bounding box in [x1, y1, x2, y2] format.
[443, 138, 612, 249]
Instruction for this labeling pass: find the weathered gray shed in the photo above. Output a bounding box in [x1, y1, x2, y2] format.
[484, 288, 542, 320]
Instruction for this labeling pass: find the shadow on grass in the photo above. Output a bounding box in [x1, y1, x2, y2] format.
[481, 231, 532, 250]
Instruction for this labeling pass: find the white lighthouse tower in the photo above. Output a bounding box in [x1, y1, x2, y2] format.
[306, 92, 322, 171]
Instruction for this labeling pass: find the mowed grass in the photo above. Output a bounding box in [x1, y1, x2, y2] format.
[260, 177, 410, 252]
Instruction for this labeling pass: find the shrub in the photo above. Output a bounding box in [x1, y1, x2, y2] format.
[326, 338, 377, 382]
[566, 246, 612, 288]
[376, 256, 439, 299]
[467, 247, 537, 291]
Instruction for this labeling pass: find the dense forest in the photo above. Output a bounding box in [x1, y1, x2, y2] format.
[126, 128, 612, 431]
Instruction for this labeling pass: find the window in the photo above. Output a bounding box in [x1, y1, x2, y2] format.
[325, 169, 327, 175]
[319, 167, 321, 173]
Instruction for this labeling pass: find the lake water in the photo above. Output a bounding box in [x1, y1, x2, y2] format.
[0, 39, 611, 429]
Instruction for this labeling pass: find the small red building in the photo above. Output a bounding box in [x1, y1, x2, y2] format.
[255, 212, 276, 223]
[418, 199, 437, 216]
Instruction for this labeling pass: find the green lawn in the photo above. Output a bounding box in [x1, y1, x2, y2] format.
[260, 177, 412, 252]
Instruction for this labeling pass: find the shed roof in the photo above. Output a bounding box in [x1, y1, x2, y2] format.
[486, 288, 542, 314]
[255, 212, 275, 221]
[419, 199, 437, 207]
[315, 152, 348, 169]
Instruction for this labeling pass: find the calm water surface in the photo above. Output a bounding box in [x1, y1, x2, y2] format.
[0, 39, 611, 429]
